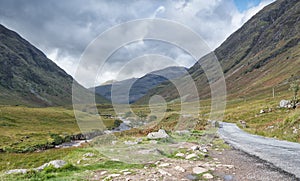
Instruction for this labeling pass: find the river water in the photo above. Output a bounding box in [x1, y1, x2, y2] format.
[55, 117, 132, 149]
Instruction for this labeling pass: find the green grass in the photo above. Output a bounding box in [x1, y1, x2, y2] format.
[0, 105, 122, 152]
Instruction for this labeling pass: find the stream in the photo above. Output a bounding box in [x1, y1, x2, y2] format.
[55, 117, 132, 149]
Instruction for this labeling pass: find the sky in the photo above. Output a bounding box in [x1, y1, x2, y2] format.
[0, 0, 275, 87]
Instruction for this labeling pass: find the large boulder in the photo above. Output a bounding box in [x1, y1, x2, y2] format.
[147, 129, 169, 140]
[35, 160, 67, 171]
[5, 169, 28, 175]
[279, 100, 290, 108]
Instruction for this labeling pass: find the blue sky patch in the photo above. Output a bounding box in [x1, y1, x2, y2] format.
[234, 0, 262, 12]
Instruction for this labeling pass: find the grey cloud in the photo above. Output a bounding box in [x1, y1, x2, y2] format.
[0, 0, 273, 87]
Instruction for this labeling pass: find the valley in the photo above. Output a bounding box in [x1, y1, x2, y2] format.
[0, 0, 300, 180]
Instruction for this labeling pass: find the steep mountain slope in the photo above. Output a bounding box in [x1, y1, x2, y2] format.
[93, 66, 187, 104]
[0, 24, 108, 106]
[137, 0, 300, 103]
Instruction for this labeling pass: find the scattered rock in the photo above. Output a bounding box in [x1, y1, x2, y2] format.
[223, 175, 234, 181]
[83, 152, 95, 157]
[35, 160, 67, 171]
[158, 169, 172, 176]
[100, 171, 108, 175]
[223, 164, 234, 169]
[147, 129, 169, 139]
[123, 172, 132, 175]
[192, 167, 208, 174]
[185, 153, 198, 160]
[106, 173, 121, 179]
[175, 152, 185, 157]
[280, 100, 290, 108]
[124, 140, 138, 145]
[190, 145, 199, 151]
[174, 166, 185, 172]
[186, 174, 198, 180]
[201, 148, 208, 153]
[5, 169, 28, 175]
[158, 163, 171, 167]
[203, 173, 213, 179]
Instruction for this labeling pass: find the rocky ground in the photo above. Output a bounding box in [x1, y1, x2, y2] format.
[5, 129, 298, 181]
[86, 131, 298, 181]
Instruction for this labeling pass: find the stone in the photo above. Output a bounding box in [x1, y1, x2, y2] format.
[158, 169, 172, 176]
[124, 140, 138, 145]
[158, 163, 171, 167]
[107, 173, 121, 178]
[175, 152, 185, 157]
[185, 153, 198, 160]
[35, 160, 67, 171]
[123, 171, 132, 175]
[223, 165, 234, 169]
[100, 171, 108, 175]
[5, 169, 28, 175]
[260, 109, 265, 114]
[280, 100, 290, 108]
[192, 167, 208, 174]
[223, 175, 234, 181]
[83, 152, 95, 157]
[174, 166, 185, 172]
[201, 148, 208, 153]
[147, 129, 169, 139]
[203, 173, 213, 179]
[186, 174, 198, 180]
[190, 145, 199, 151]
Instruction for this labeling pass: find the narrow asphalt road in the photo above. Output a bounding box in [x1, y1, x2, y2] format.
[218, 122, 300, 179]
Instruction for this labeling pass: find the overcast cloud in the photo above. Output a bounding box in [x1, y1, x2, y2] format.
[0, 0, 274, 87]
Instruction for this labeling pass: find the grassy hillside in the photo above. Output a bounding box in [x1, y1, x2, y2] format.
[0, 24, 108, 107]
[137, 0, 300, 103]
[0, 105, 121, 153]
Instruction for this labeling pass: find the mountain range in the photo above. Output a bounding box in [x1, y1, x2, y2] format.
[137, 0, 300, 103]
[92, 66, 187, 104]
[0, 24, 108, 106]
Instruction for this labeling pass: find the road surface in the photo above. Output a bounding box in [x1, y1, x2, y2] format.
[218, 122, 300, 179]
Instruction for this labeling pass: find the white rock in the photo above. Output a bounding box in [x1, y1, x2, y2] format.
[158, 163, 171, 167]
[147, 129, 169, 139]
[191, 145, 199, 151]
[203, 173, 214, 179]
[174, 166, 185, 172]
[83, 152, 95, 157]
[35, 160, 67, 171]
[175, 152, 185, 157]
[223, 165, 234, 169]
[107, 173, 121, 178]
[5, 169, 28, 175]
[201, 148, 208, 153]
[123, 172, 132, 175]
[192, 167, 208, 174]
[124, 141, 138, 145]
[100, 171, 108, 175]
[185, 153, 198, 160]
[280, 100, 290, 108]
[158, 169, 172, 176]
